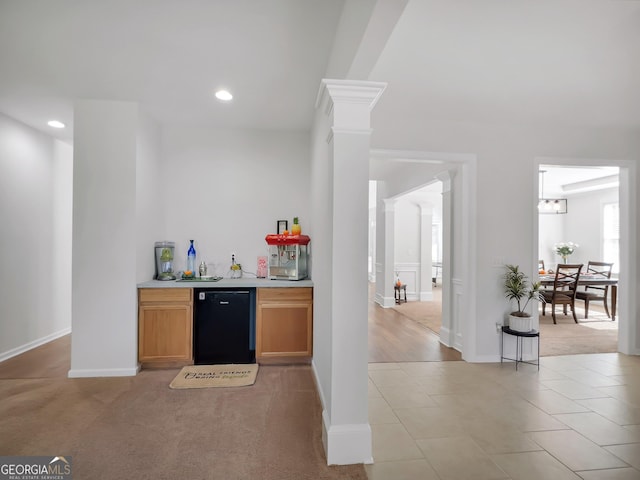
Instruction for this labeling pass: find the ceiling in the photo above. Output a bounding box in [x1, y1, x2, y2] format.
[0, 0, 345, 141]
[369, 0, 640, 136]
[0, 0, 638, 144]
[540, 165, 619, 196]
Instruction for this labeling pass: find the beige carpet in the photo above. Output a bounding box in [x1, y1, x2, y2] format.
[539, 306, 618, 356]
[0, 336, 367, 480]
[391, 288, 442, 335]
[170, 364, 259, 389]
[389, 287, 618, 357]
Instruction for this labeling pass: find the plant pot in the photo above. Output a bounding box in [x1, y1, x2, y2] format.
[509, 314, 532, 332]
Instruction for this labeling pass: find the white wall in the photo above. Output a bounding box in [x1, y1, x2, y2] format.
[538, 213, 564, 270]
[394, 197, 420, 264]
[393, 197, 420, 295]
[70, 100, 139, 377]
[566, 188, 619, 267]
[136, 112, 163, 282]
[388, 190, 442, 299]
[52, 139, 73, 339]
[161, 127, 310, 278]
[0, 113, 72, 360]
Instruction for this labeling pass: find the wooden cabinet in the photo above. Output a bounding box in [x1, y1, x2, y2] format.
[256, 287, 312, 363]
[138, 285, 313, 367]
[138, 288, 193, 367]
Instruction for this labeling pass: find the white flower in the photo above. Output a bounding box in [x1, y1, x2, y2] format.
[554, 242, 579, 256]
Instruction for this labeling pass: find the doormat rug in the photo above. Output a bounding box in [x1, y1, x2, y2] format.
[169, 364, 259, 389]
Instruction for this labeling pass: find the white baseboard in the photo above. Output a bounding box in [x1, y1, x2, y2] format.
[322, 410, 373, 465]
[0, 327, 71, 363]
[439, 326, 453, 347]
[374, 293, 396, 308]
[313, 360, 372, 465]
[419, 291, 434, 301]
[67, 365, 140, 378]
[454, 332, 463, 351]
[311, 358, 327, 411]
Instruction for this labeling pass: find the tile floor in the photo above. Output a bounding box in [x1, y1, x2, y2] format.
[365, 353, 640, 480]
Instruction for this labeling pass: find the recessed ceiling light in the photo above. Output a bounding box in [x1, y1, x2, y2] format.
[47, 120, 65, 128]
[215, 90, 233, 102]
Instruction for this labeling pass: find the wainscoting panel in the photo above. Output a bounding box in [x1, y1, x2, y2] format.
[394, 263, 419, 301]
[452, 278, 463, 351]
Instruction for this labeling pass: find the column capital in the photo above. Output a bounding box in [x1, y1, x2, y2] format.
[418, 202, 434, 214]
[435, 169, 456, 193]
[383, 198, 396, 213]
[315, 79, 387, 130]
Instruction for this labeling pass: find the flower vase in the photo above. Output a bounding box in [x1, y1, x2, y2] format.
[561, 255, 568, 263]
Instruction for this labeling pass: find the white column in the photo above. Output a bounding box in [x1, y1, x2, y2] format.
[368, 205, 376, 282]
[436, 170, 456, 348]
[418, 202, 433, 301]
[312, 79, 386, 465]
[69, 100, 140, 377]
[377, 198, 397, 307]
[373, 183, 391, 307]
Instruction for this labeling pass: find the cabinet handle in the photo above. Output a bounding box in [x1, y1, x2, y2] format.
[219, 301, 230, 305]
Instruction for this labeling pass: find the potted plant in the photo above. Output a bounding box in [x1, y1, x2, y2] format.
[503, 264, 544, 332]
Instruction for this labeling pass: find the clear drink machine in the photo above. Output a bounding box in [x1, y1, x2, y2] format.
[154, 241, 176, 280]
[265, 234, 310, 280]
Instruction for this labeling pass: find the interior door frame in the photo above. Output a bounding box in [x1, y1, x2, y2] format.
[534, 156, 638, 355]
[369, 149, 477, 358]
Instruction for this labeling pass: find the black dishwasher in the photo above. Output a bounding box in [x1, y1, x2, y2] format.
[193, 289, 256, 365]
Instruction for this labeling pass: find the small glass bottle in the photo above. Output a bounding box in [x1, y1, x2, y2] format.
[199, 261, 207, 277]
[187, 240, 196, 273]
[230, 254, 242, 279]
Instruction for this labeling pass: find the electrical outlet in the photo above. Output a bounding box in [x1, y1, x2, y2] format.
[492, 257, 505, 267]
[496, 322, 502, 333]
[231, 252, 236, 259]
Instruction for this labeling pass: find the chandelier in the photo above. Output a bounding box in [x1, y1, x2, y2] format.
[538, 170, 568, 214]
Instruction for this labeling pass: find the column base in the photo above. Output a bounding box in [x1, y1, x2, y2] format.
[322, 410, 373, 465]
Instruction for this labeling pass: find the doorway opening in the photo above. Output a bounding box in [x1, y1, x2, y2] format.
[535, 160, 630, 356]
[366, 148, 478, 363]
[367, 180, 459, 362]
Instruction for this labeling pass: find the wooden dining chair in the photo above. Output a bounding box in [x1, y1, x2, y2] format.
[575, 261, 614, 318]
[541, 264, 583, 324]
[538, 260, 553, 290]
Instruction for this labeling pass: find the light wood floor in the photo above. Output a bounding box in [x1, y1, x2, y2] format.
[368, 286, 461, 363]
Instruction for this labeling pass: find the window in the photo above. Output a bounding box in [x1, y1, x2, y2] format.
[432, 222, 441, 263]
[603, 202, 619, 274]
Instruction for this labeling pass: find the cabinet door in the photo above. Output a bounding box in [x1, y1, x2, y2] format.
[257, 302, 312, 358]
[138, 304, 192, 362]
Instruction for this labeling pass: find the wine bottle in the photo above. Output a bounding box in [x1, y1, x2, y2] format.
[187, 240, 196, 273]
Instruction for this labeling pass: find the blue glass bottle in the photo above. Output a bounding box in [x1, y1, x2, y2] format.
[187, 240, 196, 273]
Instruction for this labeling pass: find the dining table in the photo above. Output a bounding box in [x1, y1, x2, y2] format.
[539, 274, 618, 321]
